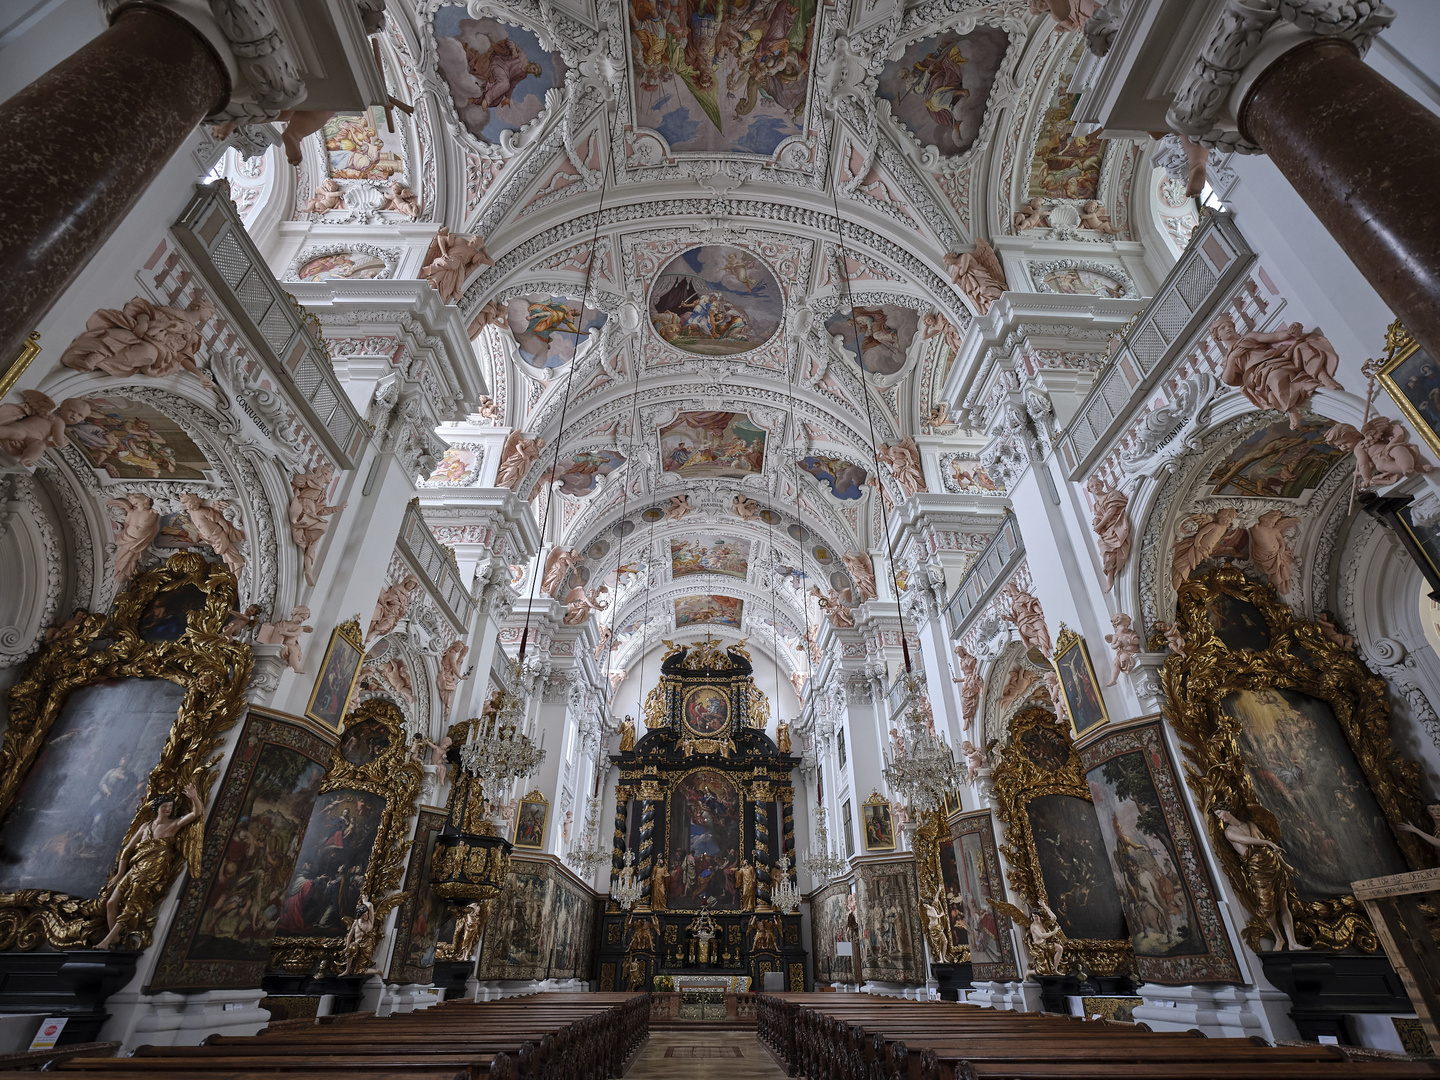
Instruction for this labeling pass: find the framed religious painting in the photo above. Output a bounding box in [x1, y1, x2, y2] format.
[991, 706, 1134, 979]
[1361, 494, 1440, 601]
[268, 699, 422, 975]
[861, 790, 896, 852]
[305, 620, 364, 731]
[950, 809, 1019, 982]
[1376, 318, 1440, 457]
[1076, 716, 1243, 984]
[150, 708, 336, 991]
[913, 809, 968, 963]
[387, 808, 450, 985]
[1052, 624, 1109, 738]
[0, 552, 250, 951]
[1164, 566, 1430, 952]
[681, 684, 731, 739]
[512, 789, 549, 851]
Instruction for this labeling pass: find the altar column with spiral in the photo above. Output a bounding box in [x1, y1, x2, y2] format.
[637, 779, 662, 911]
[610, 785, 632, 909]
[750, 781, 774, 911]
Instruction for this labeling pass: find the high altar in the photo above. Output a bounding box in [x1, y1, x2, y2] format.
[597, 640, 808, 993]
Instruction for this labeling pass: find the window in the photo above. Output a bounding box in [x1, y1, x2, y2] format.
[842, 798, 855, 858]
[838, 728, 847, 768]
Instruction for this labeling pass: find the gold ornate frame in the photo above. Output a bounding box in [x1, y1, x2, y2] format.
[0, 331, 41, 400]
[1376, 318, 1440, 457]
[268, 698, 422, 973]
[512, 788, 549, 850]
[1164, 566, 1431, 952]
[860, 789, 896, 853]
[913, 809, 969, 963]
[680, 684, 732, 740]
[304, 619, 365, 730]
[1052, 623, 1109, 739]
[0, 552, 251, 949]
[991, 705, 1134, 977]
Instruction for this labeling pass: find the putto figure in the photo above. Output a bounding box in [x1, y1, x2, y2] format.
[0, 390, 90, 466]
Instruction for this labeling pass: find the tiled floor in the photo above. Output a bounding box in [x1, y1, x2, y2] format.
[627, 1031, 788, 1077]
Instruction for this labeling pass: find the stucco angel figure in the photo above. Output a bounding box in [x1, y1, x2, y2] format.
[474, 395, 501, 422]
[562, 584, 609, 625]
[1216, 804, 1306, 951]
[382, 180, 419, 218]
[810, 585, 856, 629]
[1042, 670, 1069, 723]
[257, 606, 313, 673]
[1013, 197, 1050, 231]
[1325, 416, 1434, 489]
[943, 239, 1007, 315]
[177, 493, 245, 577]
[99, 780, 205, 948]
[1156, 621, 1187, 658]
[1104, 612, 1141, 686]
[665, 494, 693, 520]
[61, 296, 215, 385]
[222, 603, 262, 641]
[1248, 509, 1300, 594]
[107, 492, 160, 581]
[289, 465, 346, 586]
[1214, 315, 1341, 428]
[733, 494, 760, 520]
[999, 667, 1039, 711]
[593, 624, 612, 661]
[436, 640, 469, 719]
[1400, 805, 1440, 850]
[494, 430, 545, 491]
[302, 177, 345, 214]
[953, 645, 984, 731]
[1315, 611, 1356, 651]
[369, 575, 418, 640]
[541, 547, 582, 598]
[1003, 583, 1052, 656]
[960, 739, 992, 781]
[419, 227, 494, 304]
[923, 403, 951, 430]
[842, 551, 878, 601]
[1170, 507, 1239, 590]
[0, 391, 90, 466]
[342, 894, 409, 976]
[379, 657, 413, 700]
[922, 312, 962, 351]
[1079, 199, 1122, 234]
[1085, 475, 1132, 592]
[990, 896, 1065, 974]
[875, 437, 928, 497]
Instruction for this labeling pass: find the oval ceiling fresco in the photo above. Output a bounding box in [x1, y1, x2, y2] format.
[649, 246, 782, 356]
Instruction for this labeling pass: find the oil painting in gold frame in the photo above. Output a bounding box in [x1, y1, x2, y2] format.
[1052, 623, 1109, 739]
[305, 619, 364, 730]
[1376, 318, 1440, 458]
[512, 789, 549, 851]
[861, 790, 896, 852]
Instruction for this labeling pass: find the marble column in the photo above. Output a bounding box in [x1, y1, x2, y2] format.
[0, 4, 230, 363]
[1240, 39, 1440, 361]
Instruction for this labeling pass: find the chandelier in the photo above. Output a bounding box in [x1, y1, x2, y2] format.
[610, 848, 645, 910]
[802, 805, 846, 886]
[882, 672, 964, 815]
[456, 671, 545, 795]
[565, 795, 611, 875]
[772, 853, 800, 914]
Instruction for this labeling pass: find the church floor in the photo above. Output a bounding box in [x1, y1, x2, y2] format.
[627, 1031, 788, 1078]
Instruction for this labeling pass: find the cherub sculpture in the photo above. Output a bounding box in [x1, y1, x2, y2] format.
[1156, 621, 1187, 658]
[1104, 612, 1142, 686]
[1315, 611, 1355, 652]
[1079, 199, 1121, 234]
[665, 494, 693, 520]
[1013, 197, 1050, 231]
[1325, 416, 1433, 489]
[382, 180, 419, 218]
[99, 781, 205, 948]
[222, 603, 263, 641]
[733, 494, 760, 520]
[0, 391, 90, 466]
[257, 606, 313, 673]
[301, 178, 345, 214]
[960, 739, 992, 781]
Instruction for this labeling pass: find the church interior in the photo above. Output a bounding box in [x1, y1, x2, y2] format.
[3, 0, 1440, 1073]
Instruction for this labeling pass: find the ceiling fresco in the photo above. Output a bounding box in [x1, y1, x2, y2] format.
[649, 246, 783, 355]
[433, 10, 567, 144]
[877, 26, 1011, 158]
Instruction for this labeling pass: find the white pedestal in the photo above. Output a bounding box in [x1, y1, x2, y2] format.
[1132, 983, 1296, 1041]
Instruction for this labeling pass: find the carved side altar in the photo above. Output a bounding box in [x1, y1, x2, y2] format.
[596, 641, 807, 993]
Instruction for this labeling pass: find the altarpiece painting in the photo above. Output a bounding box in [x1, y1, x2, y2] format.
[388, 809, 453, 984]
[949, 810, 1019, 981]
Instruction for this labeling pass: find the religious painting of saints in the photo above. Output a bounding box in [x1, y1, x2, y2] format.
[150, 710, 333, 991]
[138, 583, 210, 642]
[942, 454, 1003, 496]
[1029, 92, 1105, 201]
[1208, 420, 1347, 499]
[682, 685, 731, 736]
[671, 535, 751, 580]
[666, 770, 742, 910]
[1378, 320, 1440, 458]
[504, 294, 607, 372]
[1224, 688, 1408, 900]
[1202, 592, 1272, 653]
[876, 27, 1011, 157]
[674, 594, 744, 629]
[799, 455, 867, 500]
[339, 716, 391, 767]
[1052, 632, 1109, 739]
[627, 0, 817, 157]
[855, 860, 926, 983]
[810, 881, 850, 983]
[950, 810, 1019, 981]
[433, 9, 567, 145]
[426, 447, 479, 486]
[935, 832, 968, 954]
[1024, 793, 1129, 942]
[479, 859, 550, 979]
[513, 791, 548, 850]
[546, 449, 626, 497]
[0, 677, 182, 899]
[1079, 719, 1243, 985]
[322, 109, 404, 181]
[387, 809, 448, 985]
[826, 305, 920, 377]
[862, 794, 896, 852]
[650, 250, 783, 356]
[65, 396, 210, 480]
[660, 410, 768, 477]
[306, 622, 364, 730]
[276, 788, 386, 937]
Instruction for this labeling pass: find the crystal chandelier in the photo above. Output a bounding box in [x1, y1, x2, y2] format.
[772, 853, 800, 914]
[457, 672, 545, 796]
[882, 672, 964, 815]
[803, 805, 846, 886]
[610, 848, 645, 910]
[565, 795, 611, 875]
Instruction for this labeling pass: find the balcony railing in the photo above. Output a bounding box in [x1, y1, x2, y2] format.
[944, 513, 1023, 640]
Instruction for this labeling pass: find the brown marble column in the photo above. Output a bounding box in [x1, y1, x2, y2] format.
[0, 3, 229, 365]
[1240, 39, 1440, 361]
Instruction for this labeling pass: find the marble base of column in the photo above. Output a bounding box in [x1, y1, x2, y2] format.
[1240, 39, 1440, 362]
[0, 3, 229, 364]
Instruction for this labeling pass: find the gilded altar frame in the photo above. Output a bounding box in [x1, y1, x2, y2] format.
[1376, 318, 1440, 458]
[0, 552, 251, 950]
[1163, 566, 1431, 952]
[268, 698, 423, 973]
[913, 809, 969, 963]
[991, 705, 1134, 978]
